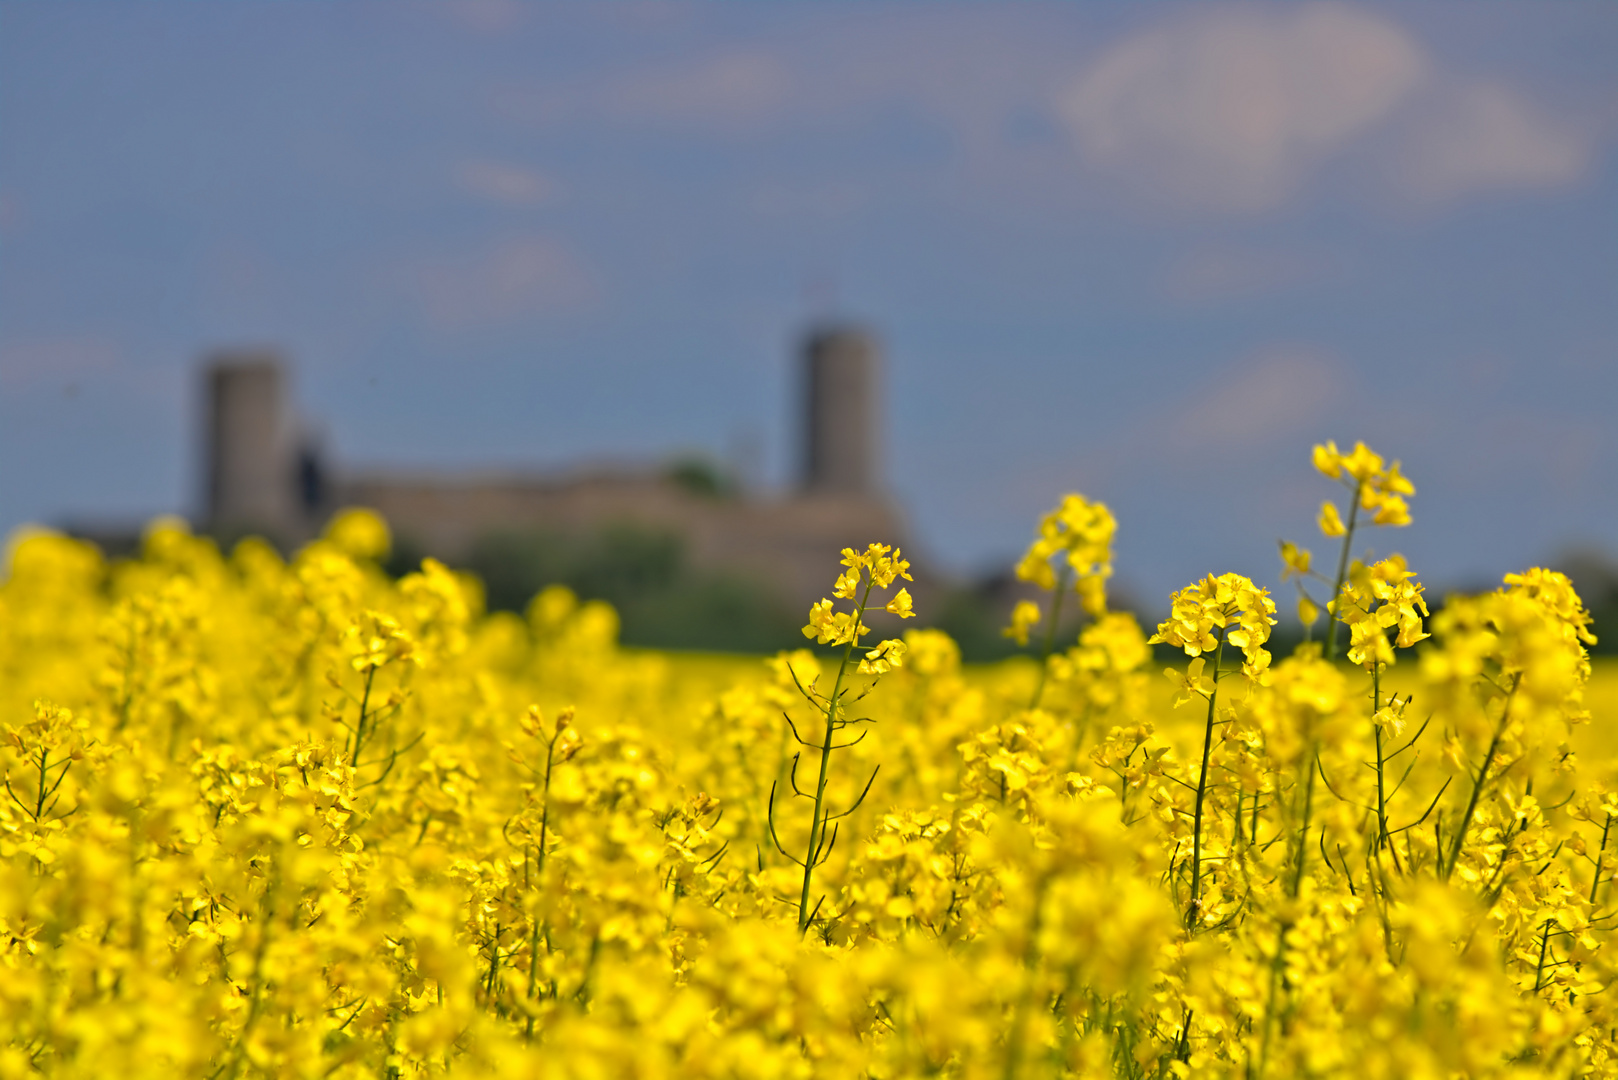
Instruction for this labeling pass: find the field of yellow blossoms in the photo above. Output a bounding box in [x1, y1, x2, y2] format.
[1, 440, 1613, 1079]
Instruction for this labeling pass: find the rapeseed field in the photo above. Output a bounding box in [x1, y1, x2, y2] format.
[0, 441, 1610, 1078]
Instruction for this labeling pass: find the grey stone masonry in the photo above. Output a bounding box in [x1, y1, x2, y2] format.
[205, 353, 300, 542]
[803, 327, 880, 496]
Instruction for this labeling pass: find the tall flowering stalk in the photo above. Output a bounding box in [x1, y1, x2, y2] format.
[1002, 493, 1116, 709]
[1335, 556, 1431, 848]
[1426, 569, 1596, 882]
[333, 609, 417, 771]
[1149, 573, 1275, 927]
[1280, 440, 1414, 659]
[772, 542, 915, 932]
[1250, 652, 1348, 1079]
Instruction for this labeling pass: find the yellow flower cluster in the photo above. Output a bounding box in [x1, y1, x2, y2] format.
[1313, 439, 1415, 529]
[1005, 493, 1118, 710]
[1334, 555, 1431, 669]
[1013, 493, 1116, 616]
[1149, 571, 1277, 682]
[1003, 598, 1041, 648]
[1284, 440, 1419, 661]
[0, 457, 1612, 1080]
[802, 542, 913, 674]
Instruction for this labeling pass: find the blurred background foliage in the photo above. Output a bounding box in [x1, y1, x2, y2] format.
[447, 524, 805, 655]
[380, 521, 1121, 660]
[380, 531, 1618, 661]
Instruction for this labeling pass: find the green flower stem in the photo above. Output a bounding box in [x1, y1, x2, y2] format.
[1533, 917, 1556, 992]
[350, 666, 376, 768]
[1028, 568, 1069, 710]
[1592, 813, 1612, 906]
[1324, 480, 1364, 662]
[33, 747, 50, 823]
[537, 729, 560, 875]
[1292, 748, 1317, 900]
[1373, 664, 1389, 850]
[798, 578, 872, 932]
[1445, 674, 1519, 881]
[1188, 636, 1225, 929]
[1258, 741, 1318, 1080]
[1001, 870, 1053, 1080]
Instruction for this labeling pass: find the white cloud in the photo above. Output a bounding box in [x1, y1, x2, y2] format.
[0, 190, 20, 233]
[498, 49, 794, 135]
[602, 51, 791, 132]
[1065, 344, 1346, 500]
[455, 159, 556, 207]
[749, 179, 869, 219]
[1173, 346, 1344, 450]
[1055, 3, 1603, 214]
[1049, 344, 1351, 537]
[1393, 81, 1592, 202]
[1058, 3, 1426, 213]
[0, 337, 122, 390]
[405, 237, 598, 328]
[478, 5, 1602, 214]
[433, 0, 527, 35]
[1163, 245, 1338, 304]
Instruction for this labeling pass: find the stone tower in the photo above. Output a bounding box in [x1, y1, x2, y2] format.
[802, 326, 880, 495]
[204, 352, 299, 540]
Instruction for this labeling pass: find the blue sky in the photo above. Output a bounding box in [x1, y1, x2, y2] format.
[2, 1, 1615, 607]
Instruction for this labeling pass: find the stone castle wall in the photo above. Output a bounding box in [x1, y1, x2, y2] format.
[199, 326, 925, 615]
[338, 468, 911, 613]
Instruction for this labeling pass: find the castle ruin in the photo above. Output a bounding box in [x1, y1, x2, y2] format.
[201, 327, 912, 615]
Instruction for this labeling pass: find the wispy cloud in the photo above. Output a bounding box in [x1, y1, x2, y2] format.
[1053, 2, 1603, 214]
[401, 237, 598, 328]
[454, 159, 557, 207]
[0, 337, 123, 391]
[748, 179, 870, 220]
[493, 47, 794, 137]
[1067, 343, 1350, 493]
[1163, 345, 1346, 452]
[1391, 80, 1593, 203]
[431, 0, 528, 35]
[1162, 244, 1340, 304]
[476, 4, 1605, 218]
[607, 51, 790, 131]
[1057, 3, 1425, 213]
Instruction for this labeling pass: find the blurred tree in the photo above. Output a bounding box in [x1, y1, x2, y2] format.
[664, 455, 739, 500]
[1559, 549, 1618, 655]
[462, 523, 803, 653]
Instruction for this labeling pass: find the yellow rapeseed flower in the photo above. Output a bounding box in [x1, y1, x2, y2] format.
[1148, 572, 1276, 681]
[859, 638, 908, 675]
[1334, 556, 1430, 668]
[1279, 541, 1312, 580]
[1014, 493, 1116, 616]
[1312, 439, 1415, 530]
[1002, 599, 1041, 647]
[323, 506, 392, 560]
[1318, 500, 1346, 537]
[884, 588, 915, 619]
